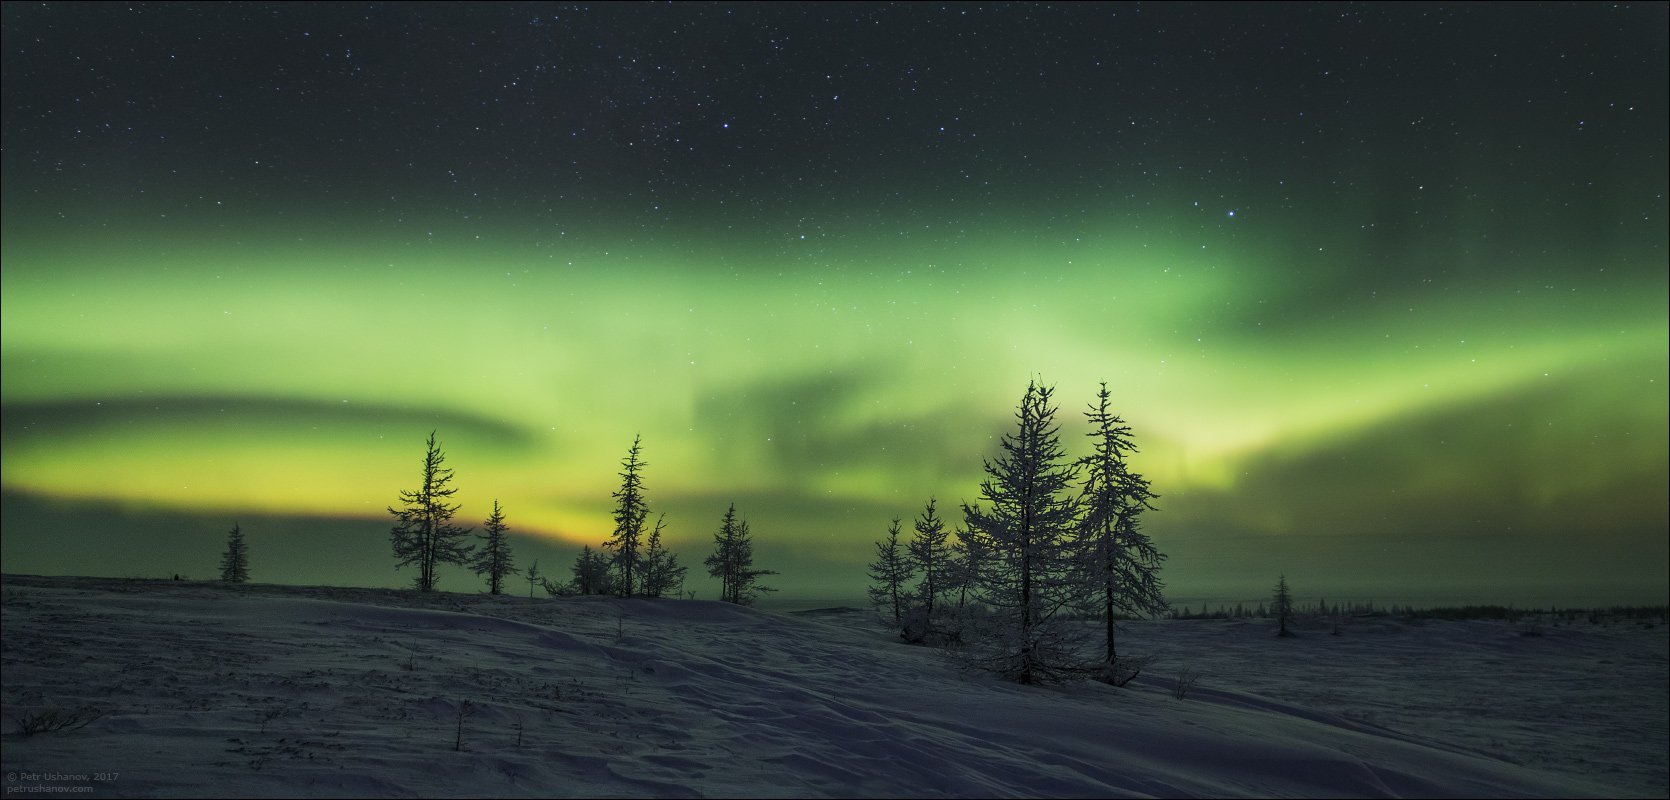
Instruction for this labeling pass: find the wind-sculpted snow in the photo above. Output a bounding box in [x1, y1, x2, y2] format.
[1, 576, 1660, 798]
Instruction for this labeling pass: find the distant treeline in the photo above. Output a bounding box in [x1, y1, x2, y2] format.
[1165, 601, 1668, 622]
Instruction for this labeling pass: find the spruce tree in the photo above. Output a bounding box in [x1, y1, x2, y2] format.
[866, 517, 914, 631]
[641, 513, 687, 598]
[219, 522, 250, 583]
[705, 504, 776, 605]
[949, 524, 988, 615]
[603, 436, 650, 597]
[705, 504, 741, 603]
[472, 499, 516, 595]
[1076, 383, 1167, 683]
[525, 559, 542, 598]
[963, 381, 1085, 684]
[907, 497, 953, 640]
[388, 431, 474, 592]
[571, 545, 612, 595]
[1273, 574, 1296, 637]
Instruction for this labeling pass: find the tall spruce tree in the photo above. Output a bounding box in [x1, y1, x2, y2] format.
[962, 382, 1085, 684]
[603, 436, 650, 597]
[1076, 383, 1167, 683]
[866, 517, 914, 631]
[388, 431, 474, 591]
[219, 522, 250, 583]
[1273, 574, 1296, 637]
[705, 504, 776, 605]
[472, 499, 516, 595]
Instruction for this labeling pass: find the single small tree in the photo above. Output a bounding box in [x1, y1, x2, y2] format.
[640, 513, 687, 598]
[472, 499, 516, 595]
[963, 381, 1085, 685]
[1076, 383, 1167, 684]
[705, 503, 776, 605]
[1273, 573, 1296, 637]
[524, 560, 542, 598]
[866, 517, 915, 631]
[603, 436, 650, 597]
[388, 431, 474, 591]
[705, 504, 742, 603]
[219, 522, 250, 583]
[909, 498, 952, 617]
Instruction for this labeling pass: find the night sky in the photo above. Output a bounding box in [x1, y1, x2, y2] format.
[3, 3, 1665, 608]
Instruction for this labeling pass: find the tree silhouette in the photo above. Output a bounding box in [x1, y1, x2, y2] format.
[705, 503, 775, 605]
[949, 523, 988, 616]
[909, 498, 952, 618]
[472, 499, 516, 595]
[571, 545, 613, 595]
[1272, 573, 1296, 637]
[1076, 383, 1167, 683]
[963, 381, 1085, 684]
[603, 436, 650, 597]
[524, 559, 542, 598]
[388, 431, 474, 592]
[866, 517, 914, 631]
[640, 513, 687, 598]
[219, 522, 250, 583]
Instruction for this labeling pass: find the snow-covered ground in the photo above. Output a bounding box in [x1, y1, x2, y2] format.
[2, 576, 1663, 798]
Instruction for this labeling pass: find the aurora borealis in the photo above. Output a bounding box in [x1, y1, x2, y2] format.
[2, 3, 1665, 607]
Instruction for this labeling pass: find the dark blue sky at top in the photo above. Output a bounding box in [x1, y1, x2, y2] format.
[5, 2, 1664, 241]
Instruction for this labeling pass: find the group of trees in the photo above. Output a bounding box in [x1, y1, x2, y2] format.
[706, 503, 777, 605]
[868, 382, 1169, 686]
[550, 436, 774, 604]
[386, 431, 521, 594]
[384, 431, 772, 605]
[557, 436, 695, 600]
[866, 500, 962, 645]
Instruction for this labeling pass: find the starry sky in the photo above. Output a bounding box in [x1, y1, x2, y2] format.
[3, 3, 1665, 608]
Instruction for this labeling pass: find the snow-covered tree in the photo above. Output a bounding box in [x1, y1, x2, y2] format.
[705, 503, 775, 605]
[1076, 383, 1167, 683]
[388, 431, 474, 592]
[641, 513, 687, 598]
[602, 436, 650, 597]
[219, 522, 250, 583]
[909, 499, 952, 612]
[906, 498, 954, 642]
[949, 524, 989, 616]
[472, 499, 516, 595]
[963, 381, 1086, 684]
[866, 517, 914, 631]
[1273, 574, 1296, 637]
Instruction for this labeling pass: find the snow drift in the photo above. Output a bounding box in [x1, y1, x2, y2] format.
[2, 576, 1661, 798]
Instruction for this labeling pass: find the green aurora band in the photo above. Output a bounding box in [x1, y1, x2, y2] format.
[3, 210, 1664, 606]
[2, 3, 1665, 607]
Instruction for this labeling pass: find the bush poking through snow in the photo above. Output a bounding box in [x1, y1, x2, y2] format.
[1099, 655, 1154, 687]
[453, 700, 476, 752]
[1173, 668, 1202, 700]
[14, 706, 105, 735]
[258, 704, 287, 734]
